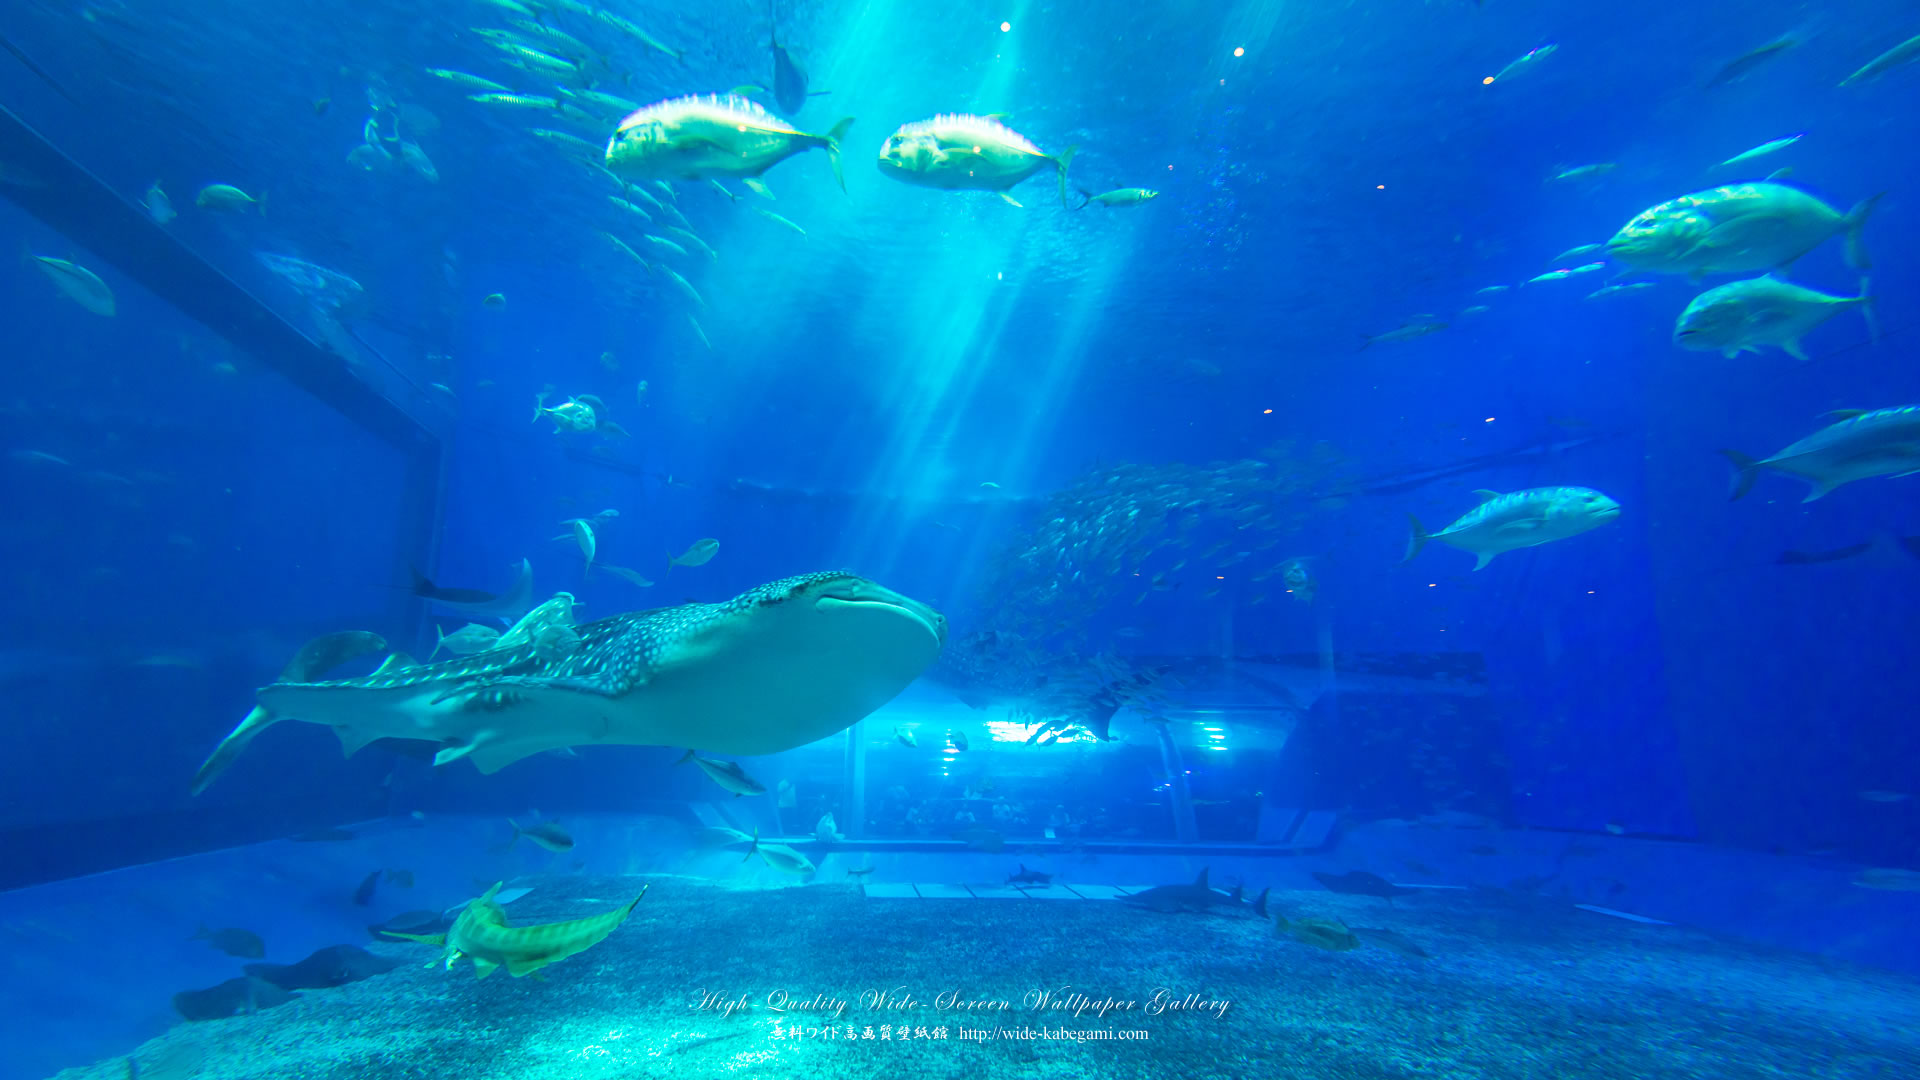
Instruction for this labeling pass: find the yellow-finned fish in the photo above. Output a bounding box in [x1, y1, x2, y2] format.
[605, 94, 853, 191]
[383, 881, 643, 978]
[877, 114, 1076, 208]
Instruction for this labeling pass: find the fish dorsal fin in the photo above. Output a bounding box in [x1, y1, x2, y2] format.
[1192, 868, 1209, 890]
[1825, 408, 1868, 420]
[1471, 489, 1502, 503]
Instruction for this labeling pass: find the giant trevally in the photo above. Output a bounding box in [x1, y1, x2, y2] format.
[605, 95, 853, 191]
[1404, 487, 1621, 570]
[1722, 406, 1920, 502]
[877, 114, 1077, 208]
[1673, 274, 1873, 359]
[1606, 182, 1882, 278]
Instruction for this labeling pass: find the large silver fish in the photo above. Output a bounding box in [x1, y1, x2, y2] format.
[1606, 183, 1882, 278]
[1723, 406, 1920, 502]
[1404, 487, 1621, 570]
[195, 572, 945, 783]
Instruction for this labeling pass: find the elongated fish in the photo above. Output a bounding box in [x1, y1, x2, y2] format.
[1722, 406, 1920, 502]
[1404, 487, 1621, 569]
[197, 572, 946, 781]
[605, 95, 853, 191]
[1841, 33, 1920, 88]
[384, 882, 644, 978]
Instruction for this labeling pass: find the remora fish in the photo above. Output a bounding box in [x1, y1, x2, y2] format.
[1606, 182, 1883, 277]
[877, 114, 1077, 208]
[1721, 406, 1920, 502]
[605, 94, 854, 191]
[411, 559, 535, 622]
[1117, 868, 1270, 917]
[197, 572, 946, 777]
[1672, 274, 1873, 359]
[383, 882, 645, 978]
[189, 630, 388, 794]
[1404, 487, 1622, 570]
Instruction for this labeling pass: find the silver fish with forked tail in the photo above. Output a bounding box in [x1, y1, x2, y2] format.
[192, 572, 945, 785]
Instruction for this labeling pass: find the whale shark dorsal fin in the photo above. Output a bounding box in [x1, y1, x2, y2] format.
[1471, 489, 1502, 503]
[1192, 868, 1209, 890]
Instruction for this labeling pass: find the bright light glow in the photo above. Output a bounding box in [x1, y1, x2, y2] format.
[1262, 408, 1273, 414]
[1233, 46, 1245, 57]
[1483, 76, 1495, 85]
[1376, 184, 1385, 190]
[1000, 21, 1011, 32]
[1428, 583, 1437, 587]
[1484, 416, 1495, 422]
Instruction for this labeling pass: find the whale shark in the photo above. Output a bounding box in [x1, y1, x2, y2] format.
[193, 571, 946, 785]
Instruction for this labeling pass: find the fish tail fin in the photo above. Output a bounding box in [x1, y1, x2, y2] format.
[190, 705, 281, 795]
[1055, 144, 1078, 209]
[257, 190, 268, 216]
[1254, 888, 1270, 919]
[1719, 449, 1760, 501]
[1074, 187, 1092, 210]
[1843, 191, 1884, 270]
[675, 748, 694, 766]
[409, 565, 435, 598]
[821, 117, 854, 192]
[531, 391, 547, 423]
[505, 818, 523, 847]
[743, 827, 760, 862]
[1857, 276, 1881, 344]
[1401, 514, 1429, 564]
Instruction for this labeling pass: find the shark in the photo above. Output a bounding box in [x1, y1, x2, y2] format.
[1116, 869, 1270, 917]
[191, 630, 389, 794]
[412, 558, 535, 623]
[383, 882, 645, 978]
[192, 571, 946, 784]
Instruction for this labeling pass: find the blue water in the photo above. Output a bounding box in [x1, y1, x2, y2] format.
[3, 0, 1918, 1077]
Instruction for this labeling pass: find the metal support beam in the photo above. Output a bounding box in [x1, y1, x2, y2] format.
[0, 104, 435, 457]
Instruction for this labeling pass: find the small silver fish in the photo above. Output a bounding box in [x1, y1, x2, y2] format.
[1717, 134, 1801, 168]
